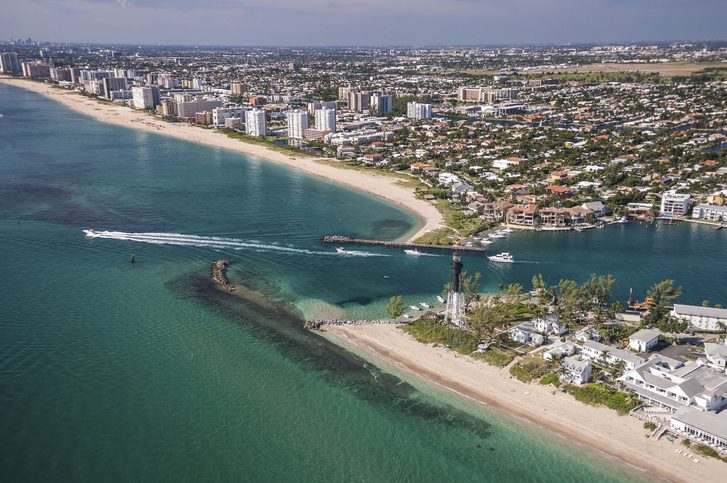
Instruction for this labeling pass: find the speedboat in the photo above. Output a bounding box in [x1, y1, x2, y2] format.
[336, 247, 347, 254]
[437, 296, 445, 304]
[500, 227, 513, 233]
[404, 249, 422, 256]
[609, 216, 629, 224]
[420, 302, 432, 309]
[488, 233, 506, 239]
[83, 229, 100, 238]
[480, 239, 494, 245]
[403, 313, 412, 319]
[488, 252, 514, 263]
[409, 305, 421, 311]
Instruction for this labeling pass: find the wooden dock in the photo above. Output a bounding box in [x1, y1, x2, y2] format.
[321, 235, 489, 252]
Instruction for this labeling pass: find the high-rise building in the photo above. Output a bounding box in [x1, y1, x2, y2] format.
[50, 67, 72, 82]
[286, 110, 308, 139]
[338, 86, 352, 102]
[245, 109, 266, 137]
[348, 91, 371, 113]
[306, 100, 337, 116]
[457, 87, 518, 103]
[315, 107, 336, 133]
[213, 107, 249, 128]
[371, 94, 393, 116]
[21, 62, 51, 78]
[176, 98, 222, 118]
[0, 52, 21, 74]
[102, 77, 128, 99]
[132, 86, 156, 109]
[230, 80, 246, 96]
[407, 102, 432, 120]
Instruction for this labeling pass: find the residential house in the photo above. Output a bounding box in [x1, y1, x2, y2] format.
[566, 206, 591, 226]
[533, 314, 568, 335]
[543, 342, 576, 361]
[581, 340, 647, 370]
[704, 342, 727, 372]
[581, 201, 610, 218]
[562, 356, 593, 385]
[575, 327, 602, 343]
[481, 201, 513, 223]
[508, 322, 545, 347]
[506, 204, 537, 226]
[628, 329, 660, 352]
[538, 207, 569, 228]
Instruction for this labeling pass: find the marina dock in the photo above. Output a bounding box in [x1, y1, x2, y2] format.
[322, 235, 489, 252]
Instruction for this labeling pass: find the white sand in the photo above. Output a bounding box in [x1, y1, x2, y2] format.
[0, 78, 445, 242]
[322, 323, 724, 483]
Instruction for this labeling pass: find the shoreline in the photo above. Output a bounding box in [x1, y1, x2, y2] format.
[0, 77, 444, 242]
[321, 323, 723, 483]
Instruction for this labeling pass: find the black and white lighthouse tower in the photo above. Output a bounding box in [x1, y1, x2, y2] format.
[444, 253, 466, 328]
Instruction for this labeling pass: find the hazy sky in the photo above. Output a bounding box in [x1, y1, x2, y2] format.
[3, 0, 726, 46]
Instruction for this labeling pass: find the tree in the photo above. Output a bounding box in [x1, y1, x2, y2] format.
[468, 304, 503, 341]
[386, 295, 405, 320]
[646, 279, 682, 306]
[643, 280, 683, 332]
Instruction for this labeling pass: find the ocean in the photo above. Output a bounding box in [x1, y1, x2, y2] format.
[2, 83, 723, 482]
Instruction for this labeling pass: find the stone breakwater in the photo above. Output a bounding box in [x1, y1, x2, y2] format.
[212, 259, 234, 291]
[322, 235, 489, 252]
[305, 319, 404, 330]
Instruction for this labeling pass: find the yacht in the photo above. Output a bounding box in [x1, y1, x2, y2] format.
[420, 302, 432, 309]
[437, 296, 446, 304]
[488, 252, 514, 263]
[488, 233, 506, 239]
[409, 305, 421, 311]
[609, 216, 629, 224]
[404, 249, 423, 256]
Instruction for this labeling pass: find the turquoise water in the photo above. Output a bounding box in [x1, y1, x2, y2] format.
[0, 84, 717, 482]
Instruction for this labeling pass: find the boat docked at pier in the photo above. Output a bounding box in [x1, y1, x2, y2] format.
[420, 302, 432, 309]
[437, 296, 445, 304]
[409, 305, 421, 311]
[488, 252, 514, 263]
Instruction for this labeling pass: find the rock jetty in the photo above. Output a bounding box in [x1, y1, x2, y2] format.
[212, 259, 234, 291]
[322, 235, 488, 252]
[305, 319, 402, 330]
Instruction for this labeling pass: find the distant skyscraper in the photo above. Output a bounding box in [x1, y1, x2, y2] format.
[0, 52, 21, 74]
[286, 110, 308, 139]
[102, 77, 128, 99]
[315, 107, 336, 133]
[21, 62, 51, 78]
[230, 80, 245, 96]
[407, 102, 432, 120]
[306, 100, 337, 116]
[348, 91, 371, 113]
[371, 93, 393, 116]
[245, 109, 266, 137]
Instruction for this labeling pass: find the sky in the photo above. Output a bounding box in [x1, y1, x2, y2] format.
[2, 0, 726, 46]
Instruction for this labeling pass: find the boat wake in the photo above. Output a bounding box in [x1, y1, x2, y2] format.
[83, 229, 389, 257]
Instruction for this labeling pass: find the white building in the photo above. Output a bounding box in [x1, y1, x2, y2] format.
[213, 107, 249, 128]
[660, 191, 691, 217]
[704, 341, 727, 372]
[286, 110, 308, 139]
[581, 340, 647, 370]
[561, 356, 592, 385]
[315, 107, 336, 133]
[672, 304, 727, 332]
[671, 407, 727, 453]
[371, 93, 393, 115]
[307, 100, 336, 116]
[508, 322, 545, 347]
[532, 314, 567, 336]
[692, 203, 727, 222]
[245, 109, 266, 137]
[176, 98, 222, 118]
[628, 329, 660, 352]
[407, 102, 432, 120]
[0, 52, 21, 74]
[620, 355, 727, 413]
[132, 86, 155, 109]
[543, 342, 576, 361]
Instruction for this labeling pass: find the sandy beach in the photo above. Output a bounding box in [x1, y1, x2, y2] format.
[0, 77, 444, 242]
[322, 323, 723, 483]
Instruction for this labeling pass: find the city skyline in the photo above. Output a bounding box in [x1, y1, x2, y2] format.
[3, 0, 726, 47]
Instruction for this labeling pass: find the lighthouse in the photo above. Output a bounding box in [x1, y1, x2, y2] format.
[444, 253, 466, 328]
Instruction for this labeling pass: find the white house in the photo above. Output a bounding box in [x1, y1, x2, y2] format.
[543, 342, 576, 361]
[671, 408, 727, 453]
[704, 342, 727, 372]
[575, 327, 602, 343]
[672, 304, 727, 332]
[628, 329, 660, 352]
[533, 314, 568, 336]
[508, 322, 545, 347]
[581, 340, 647, 370]
[562, 356, 593, 385]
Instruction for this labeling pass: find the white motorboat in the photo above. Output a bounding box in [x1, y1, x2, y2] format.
[609, 216, 629, 224]
[437, 296, 445, 304]
[83, 229, 100, 238]
[409, 305, 421, 311]
[488, 233, 506, 239]
[403, 313, 412, 319]
[500, 227, 514, 233]
[420, 302, 432, 309]
[404, 249, 422, 256]
[488, 252, 514, 263]
[336, 247, 347, 254]
[480, 239, 494, 245]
